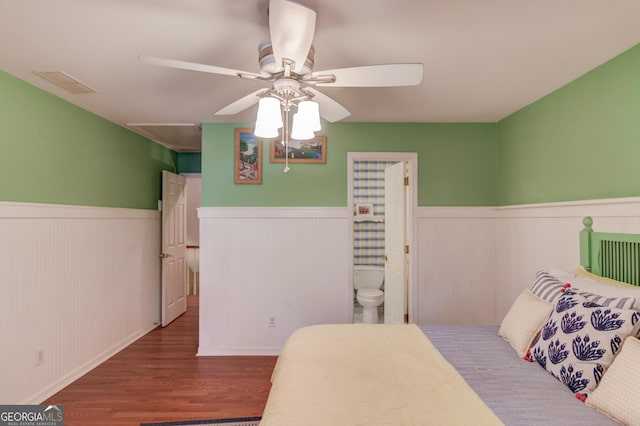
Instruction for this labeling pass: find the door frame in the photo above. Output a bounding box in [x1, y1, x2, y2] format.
[347, 152, 418, 322]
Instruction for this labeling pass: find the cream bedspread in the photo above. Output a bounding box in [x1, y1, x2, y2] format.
[260, 324, 503, 426]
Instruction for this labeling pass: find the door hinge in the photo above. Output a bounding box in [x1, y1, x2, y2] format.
[404, 176, 409, 186]
[404, 245, 409, 254]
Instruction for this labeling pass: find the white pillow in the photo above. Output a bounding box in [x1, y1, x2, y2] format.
[499, 289, 554, 357]
[548, 268, 640, 310]
[586, 336, 640, 425]
[547, 268, 576, 284]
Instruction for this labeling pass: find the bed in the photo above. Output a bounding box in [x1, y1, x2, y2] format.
[260, 217, 640, 425]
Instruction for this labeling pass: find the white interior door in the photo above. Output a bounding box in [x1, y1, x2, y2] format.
[384, 161, 408, 324]
[161, 170, 187, 326]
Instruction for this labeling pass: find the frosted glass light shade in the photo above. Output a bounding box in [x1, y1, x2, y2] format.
[297, 100, 321, 131]
[254, 97, 283, 138]
[255, 121, 279, 138]
[291, 112, 315, 140]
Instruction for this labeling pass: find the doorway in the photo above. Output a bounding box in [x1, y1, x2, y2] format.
[347, 152, 418, 324]
[183, 174, 201, 296]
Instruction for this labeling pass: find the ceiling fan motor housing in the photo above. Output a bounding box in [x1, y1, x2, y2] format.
[258, 38, 315, 76]
[273, 77, 301, 96]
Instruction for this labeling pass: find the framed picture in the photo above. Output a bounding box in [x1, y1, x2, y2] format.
[354, 203, 375, 220]
[234, 128, 262, 184]
[270, 136, 327, 164]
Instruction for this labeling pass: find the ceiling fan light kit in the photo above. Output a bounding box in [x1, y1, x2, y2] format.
[255, 98, 320, 141]
[296, 100, 321, 132]
[138, 0, 423, 168]
[254, 97, 283, 138]
[290, 99, 321, 140]
[254, 74, 321, 139]
[290, 113, 313, 140]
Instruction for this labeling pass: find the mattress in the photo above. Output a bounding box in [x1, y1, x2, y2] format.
[260, 323, 503, 426]
[422, 325, 619, 426]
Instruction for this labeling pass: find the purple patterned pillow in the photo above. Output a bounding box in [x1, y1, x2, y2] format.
[530, 289, 640, 398]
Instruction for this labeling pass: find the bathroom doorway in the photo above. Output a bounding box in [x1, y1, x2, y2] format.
[347, 152, 418, 324]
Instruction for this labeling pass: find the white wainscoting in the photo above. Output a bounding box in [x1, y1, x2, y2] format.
[197, 207, 351, 355]
[197, 198, 640, 355]
[417, 197, 640, 326]
[0, 202, 161, 404]
[417, 207, 498, 325]
[492, 197, 640, 321]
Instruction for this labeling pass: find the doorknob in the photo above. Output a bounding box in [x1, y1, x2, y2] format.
[160, 253, 174, 259]
[383, 255, 388, 262]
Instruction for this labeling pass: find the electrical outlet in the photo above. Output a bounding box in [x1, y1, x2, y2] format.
[268, 316, 276, 328]
[36, 349, 45, 366]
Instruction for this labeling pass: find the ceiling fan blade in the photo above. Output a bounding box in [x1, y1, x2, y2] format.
[313, 63, 424, 87]
[306, 88, 350, 122]
[269, 0, 316, 74]
[138, 54, 261, 79]
[215, 89, 266, 116]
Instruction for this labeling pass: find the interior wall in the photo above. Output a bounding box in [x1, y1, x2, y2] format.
[0, 71, 177, 210]
[0, 202, 161, 404]
[0, 70, 174, 404]
[417, 207, 498, 325]
[185, 176, 201, 246]
[201, 122, 498, 207]
[178, 153, 202, 174]
[496, 43, 640, 205]
[417, 197, 640, 325]
[198, 207, 351, 355]
[196, 196, 640, 355]
[352, 160, 396, 267]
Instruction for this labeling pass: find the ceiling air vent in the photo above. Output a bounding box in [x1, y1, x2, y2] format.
[32, 71, 96, 94]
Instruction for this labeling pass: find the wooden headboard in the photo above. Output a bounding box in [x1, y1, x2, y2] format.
[580, 216, 640, 286]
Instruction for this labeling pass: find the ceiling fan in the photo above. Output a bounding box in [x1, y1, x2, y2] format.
[139, 0, 423, 124]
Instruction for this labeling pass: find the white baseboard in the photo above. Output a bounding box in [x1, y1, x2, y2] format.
[24, 325, 157, 404]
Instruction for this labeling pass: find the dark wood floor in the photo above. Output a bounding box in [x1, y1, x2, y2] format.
[43, 296, 277, 425]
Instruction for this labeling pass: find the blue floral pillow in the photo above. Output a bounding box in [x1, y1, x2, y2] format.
[530, 289, 640, 399]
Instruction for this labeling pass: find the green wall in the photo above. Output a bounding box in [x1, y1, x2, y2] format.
[178, 153, 202, 174]
[201, 44, 640, 208]
[7, 40, 636, 210]
[0, 71, 177, 209]
[496, 43, 640, 205]
[201, 122, 498, 207]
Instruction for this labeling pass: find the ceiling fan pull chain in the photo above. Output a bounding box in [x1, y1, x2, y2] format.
[283, 101, 290, 174]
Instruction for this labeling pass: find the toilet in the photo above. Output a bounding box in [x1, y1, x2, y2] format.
[354, 265, 385, 324]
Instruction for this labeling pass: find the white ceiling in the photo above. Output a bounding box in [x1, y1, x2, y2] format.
[2, 1, 639, 152]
